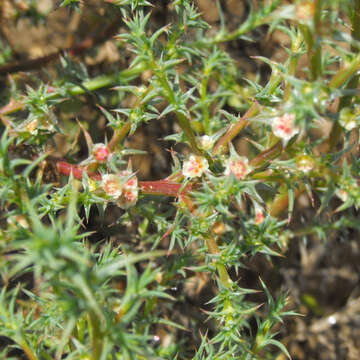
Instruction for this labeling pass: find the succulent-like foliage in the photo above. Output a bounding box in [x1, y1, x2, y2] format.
[1, 0, 360, 359]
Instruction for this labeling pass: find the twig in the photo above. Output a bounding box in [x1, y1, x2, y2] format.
[56, 161, 193, 197]
[212, 102, 260, 155]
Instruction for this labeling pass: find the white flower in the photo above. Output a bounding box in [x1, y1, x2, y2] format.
[101, 174, 123, 199]
[182, 155, 209, 178]
[272, 113, 299, 141]
[117, 171, 139, 209]
[224, 156, 251, 180]
[199, 135, 214, 151]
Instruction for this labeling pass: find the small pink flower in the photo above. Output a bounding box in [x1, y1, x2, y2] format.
[102, 171, 139, 208]
[255, 209, 265, 225]
[102, 174, 123, 199]
[93, 143, 111, 162]
[182, 155, 209, 178]
[272, 113, 299, 141]
[117, 170, 139, 209]
[224, 156, 251, 180]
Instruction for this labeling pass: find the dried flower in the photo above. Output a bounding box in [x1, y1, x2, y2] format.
[182, 155, 209, 178]
[93, 143, 111, 162]
[224, 156, 251, 180]
[272, 113, 299, 142]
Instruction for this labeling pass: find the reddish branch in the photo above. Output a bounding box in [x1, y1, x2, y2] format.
[0, 17, 122, 75]
[56, 161, 192, 197]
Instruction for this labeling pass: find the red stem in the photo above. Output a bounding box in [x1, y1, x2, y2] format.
[57, 161, 192, 197]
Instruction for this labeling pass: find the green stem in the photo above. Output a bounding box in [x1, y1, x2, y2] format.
[283, 32, 302, 102]
[328, 0, 360, 150]
[88, 312, 103, 360]
[329, 54, 360, 89]
[200, 75, 210, 133]
[65, 64, 146, 97]
[312, 0, 322, 80]
[156, 69, 206, 158]
[108, 121, 132, 151]
[1, 64, 147, 118]
[21, 339, 38, 360]
[205, 236, 233, 289]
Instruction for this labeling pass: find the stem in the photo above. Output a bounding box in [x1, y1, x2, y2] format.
[328, 0, 360, 151]
[283, 31, 302, 102]
[56, 161, 193, 197]
[200, 75, 210, 133]
[0, 64, 147, 119]
[205, 236, 233, 289]
[249, 140, 283, 167]
[213, 102, 260, 155]
[21, 340, 38, 360]
[269, 186, 305, 218]
[108, 121, 131, 151]
[108, 83, 153, 150]
[301, 0, 322, 80]
[156, 70, 205, 157]
[283, 57, 298, 102]
[328, 54, 360, 89]
[88, 312, 103, 360]
[65, 64, 146, 97]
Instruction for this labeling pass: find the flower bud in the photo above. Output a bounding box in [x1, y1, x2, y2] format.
[199, 135, 214, 151]
[296, 154, 314, 173]
[255, 209, 265, 225]
[93, 143, 111, 163]
[339, 107, 358, 131]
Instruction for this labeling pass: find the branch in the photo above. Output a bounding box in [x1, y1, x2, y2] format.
[56, 161, 193, 197]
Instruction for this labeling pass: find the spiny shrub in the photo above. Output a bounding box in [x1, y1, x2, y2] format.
[1, 0, 360, 359]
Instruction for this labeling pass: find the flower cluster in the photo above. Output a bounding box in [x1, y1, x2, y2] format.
[182, 148, 252, 181]
[101, 171, 138, 208]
